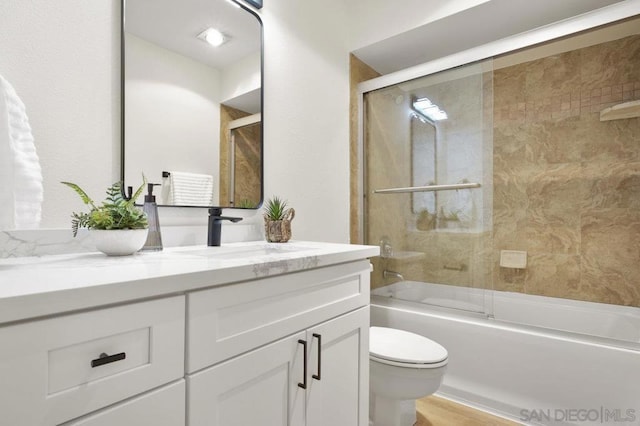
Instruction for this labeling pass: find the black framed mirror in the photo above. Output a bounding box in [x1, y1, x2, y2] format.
[244, 0, 263, 9]
[121, 0, 263, 209]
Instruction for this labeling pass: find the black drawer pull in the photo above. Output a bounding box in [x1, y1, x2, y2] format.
[298, 339, 307, 389]
[91, 352, 126, 368]
[312, 333, 321, 381]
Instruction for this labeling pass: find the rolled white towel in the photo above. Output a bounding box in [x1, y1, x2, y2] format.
[0, 73, 43, 229]
[167, 171, 214, 206]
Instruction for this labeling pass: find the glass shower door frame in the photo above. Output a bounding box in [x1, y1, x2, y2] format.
[355, 3, 637, 319]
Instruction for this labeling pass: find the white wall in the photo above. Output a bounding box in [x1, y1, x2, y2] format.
[260, 0, 352, 243]
[220, 51, 261, 105]
[0, 0, 120, 229]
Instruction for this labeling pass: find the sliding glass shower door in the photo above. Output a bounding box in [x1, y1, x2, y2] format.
[364, 60, 494, 314]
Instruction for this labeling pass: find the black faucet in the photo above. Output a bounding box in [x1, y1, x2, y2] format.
[208, 208, 243, 246]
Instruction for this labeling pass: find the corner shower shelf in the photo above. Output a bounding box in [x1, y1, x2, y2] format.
[373, 182, 481, 194]
[599, 100, 640, 121]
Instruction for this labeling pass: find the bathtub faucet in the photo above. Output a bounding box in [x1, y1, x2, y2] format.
[383, 269, 404, 283]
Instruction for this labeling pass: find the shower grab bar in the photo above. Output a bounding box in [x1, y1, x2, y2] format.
[373, 182, 481, 194]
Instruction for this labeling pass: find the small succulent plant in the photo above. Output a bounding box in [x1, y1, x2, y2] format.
[236, 198, 256, 209]
[263, 196, 294, 243]
[61, 180, 148, 237]
[263, 196, 288, 221]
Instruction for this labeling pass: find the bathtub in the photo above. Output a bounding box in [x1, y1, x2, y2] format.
[371, 281, 640, 425]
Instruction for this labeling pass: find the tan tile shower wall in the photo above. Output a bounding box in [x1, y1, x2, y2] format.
[493, 34, 640, 306]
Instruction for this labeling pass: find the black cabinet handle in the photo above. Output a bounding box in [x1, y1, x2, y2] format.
[312, 333, 321, 381]
[298, 339, 307, 389]
[91, 352, 126, 368]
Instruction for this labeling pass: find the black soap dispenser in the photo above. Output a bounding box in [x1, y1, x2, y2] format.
[142, 183, 163, 251]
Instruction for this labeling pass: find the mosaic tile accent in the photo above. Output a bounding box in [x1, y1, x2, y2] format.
[494, 80, 640, 124]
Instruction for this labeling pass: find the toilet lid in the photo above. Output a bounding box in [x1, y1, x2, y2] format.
[370, 327, 448, 364]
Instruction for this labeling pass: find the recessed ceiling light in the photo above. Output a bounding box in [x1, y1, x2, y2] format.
[197, 28, 227, 47]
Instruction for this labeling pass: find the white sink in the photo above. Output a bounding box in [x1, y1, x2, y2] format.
[176, 244, 316, 260]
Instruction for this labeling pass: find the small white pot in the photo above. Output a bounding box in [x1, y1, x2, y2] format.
[91, 228, 149, 256]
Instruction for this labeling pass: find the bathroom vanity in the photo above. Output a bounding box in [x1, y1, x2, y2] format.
[0, 241, 378, 426]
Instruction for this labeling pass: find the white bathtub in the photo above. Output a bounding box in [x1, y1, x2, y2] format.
[371, 281, 640, 425]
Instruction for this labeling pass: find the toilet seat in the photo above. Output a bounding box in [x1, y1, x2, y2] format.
[370, 326, 448, 369]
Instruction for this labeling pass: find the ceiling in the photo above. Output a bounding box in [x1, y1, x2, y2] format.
[124, 0, 261, 71]
[352, 0, 626, 75]
[124, 0, 626, 82]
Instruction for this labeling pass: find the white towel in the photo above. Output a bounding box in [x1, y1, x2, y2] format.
[167, 171, 214, 206]
[0, 74, 43, 229]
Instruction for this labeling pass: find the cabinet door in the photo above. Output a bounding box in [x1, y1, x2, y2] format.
[188, 331, 306, 426]
[306, 306, 369, 426]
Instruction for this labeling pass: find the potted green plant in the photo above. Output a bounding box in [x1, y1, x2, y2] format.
[235, 198, 256, 209]
[438, 207, 461, 229]
[61, 180, 148, 256]
[416, 209, 436, 231]
[263, 196, 295, 243]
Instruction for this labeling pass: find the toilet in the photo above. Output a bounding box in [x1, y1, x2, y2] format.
[369, 326, 448, 426]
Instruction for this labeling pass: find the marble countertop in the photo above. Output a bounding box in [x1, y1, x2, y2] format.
[0, 240, 379, 324]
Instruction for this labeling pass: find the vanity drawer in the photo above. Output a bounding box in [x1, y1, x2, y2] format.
[0, 296, 185, 426]
[187, 259, 370, 372]
[62, 380, 185, 426]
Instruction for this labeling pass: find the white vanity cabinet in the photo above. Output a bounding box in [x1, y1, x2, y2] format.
[0, 241, 378, 426]
[187, 260, 371, 426]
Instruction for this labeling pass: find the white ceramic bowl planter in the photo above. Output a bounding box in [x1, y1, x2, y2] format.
[91, 229, 149, 256]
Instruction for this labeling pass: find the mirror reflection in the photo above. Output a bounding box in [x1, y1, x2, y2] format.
[221, 113, 262, 207]
[123, 0, 262, 209]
